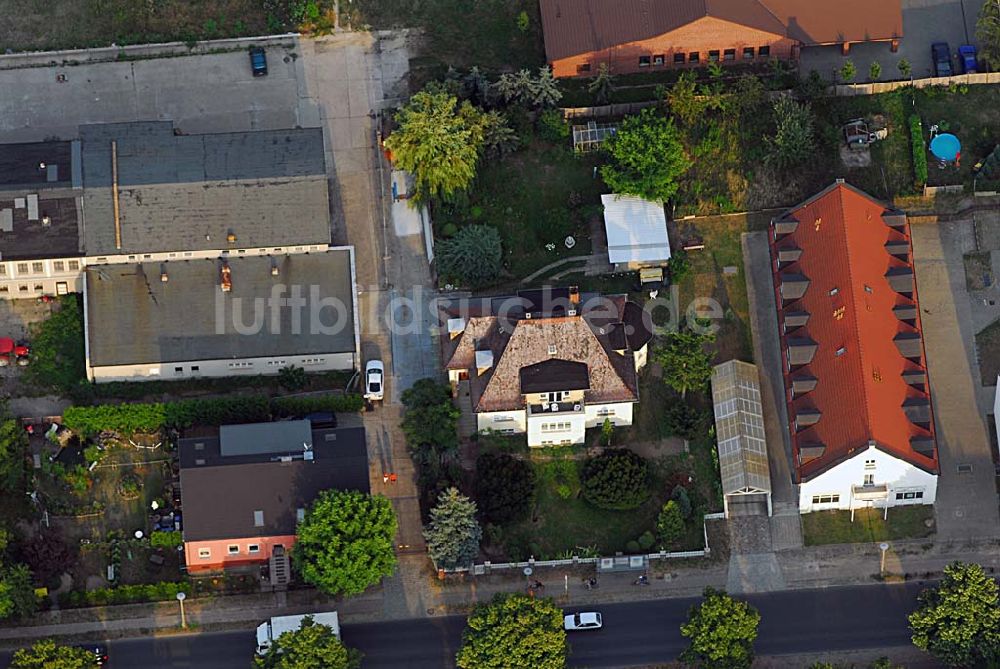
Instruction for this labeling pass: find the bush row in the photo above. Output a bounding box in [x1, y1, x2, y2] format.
[149, 531, 183, 549]
[63, 393, 363, 435]
[58, 581, 189, 607]
[909, 115, 928, 186]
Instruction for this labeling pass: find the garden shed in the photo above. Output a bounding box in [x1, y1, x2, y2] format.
[601, 194, 670, 271]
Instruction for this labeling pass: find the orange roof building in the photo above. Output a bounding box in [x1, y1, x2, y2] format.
[539, 0, 902, 78]
[769, 182, 938, 514]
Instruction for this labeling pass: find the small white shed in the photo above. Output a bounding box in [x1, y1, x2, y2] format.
[601, 194, 671, 270]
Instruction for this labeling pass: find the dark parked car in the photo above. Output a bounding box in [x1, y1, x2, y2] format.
[931, 42, 952, 77]
[959, 44, 978, 73]
[75, 644, 109, 665]
[303, 411, 337, 429]
[249, 47, 268, 76]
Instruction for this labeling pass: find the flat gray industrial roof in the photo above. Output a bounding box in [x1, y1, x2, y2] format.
[0, 192, 82, 260]
[78, 122, 331, 255]
[85, 249, 356, 367]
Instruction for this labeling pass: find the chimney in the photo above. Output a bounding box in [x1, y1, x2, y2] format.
[569, 285, 580, 304]
[220, 262, 232, 292]
[227, 230, 237, 244]
[270, 258, 279, 276]
[160, 264, 169, 283]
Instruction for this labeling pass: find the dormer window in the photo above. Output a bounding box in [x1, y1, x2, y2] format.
[829, 287, 839, 296]
[548, 344, 557, 355]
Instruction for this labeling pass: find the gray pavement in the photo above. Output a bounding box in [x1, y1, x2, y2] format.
[911, 219, 1000, 539]
[798, 0, 984, 82]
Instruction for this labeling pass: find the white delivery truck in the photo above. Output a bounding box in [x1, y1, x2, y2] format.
[255, 611, 340, 655]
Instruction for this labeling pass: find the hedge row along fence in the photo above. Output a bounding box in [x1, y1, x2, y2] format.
[58, 580, 189, 607]
[63, 394, 364, 436]
[909, 115, 929, 186]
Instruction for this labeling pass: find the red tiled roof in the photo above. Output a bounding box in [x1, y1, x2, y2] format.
[770, 182, 937, 481]
[539, 0, 901, 61]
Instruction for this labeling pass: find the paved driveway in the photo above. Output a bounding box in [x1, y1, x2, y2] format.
[911, 219, 1000, 539]
[798, 0, 984, 81]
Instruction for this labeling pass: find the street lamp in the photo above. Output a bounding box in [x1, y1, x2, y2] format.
[176, 591, 187, 629]
[879, 542, 890, 578]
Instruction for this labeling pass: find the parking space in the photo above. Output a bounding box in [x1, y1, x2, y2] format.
[798, 0, 983, 82]
[911, 219, 1000, 539]
[0, 42, 314, 142]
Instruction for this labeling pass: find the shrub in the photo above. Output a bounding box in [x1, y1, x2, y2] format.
[581, 449, 650, 510]
[150, 531, 183, 549]
[909, 115, 928, 186]
[637, 530, 656, 551]
[657, 500, 685, 547]
[278, 365, 307, 391]
[672, 485, 693, 519]
[435, 225, 503, 289]
[474, 453, 536, 524]
[537, 109, 570, 143]
[271, 394, 364, 417]
[626, 540, 641, 553]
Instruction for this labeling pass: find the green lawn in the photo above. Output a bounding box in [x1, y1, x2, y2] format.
[912, 85, 1000, 190]
[801, 506, 935, 546]
[499, 451, 708, 560]
[435, 140, 603, 285]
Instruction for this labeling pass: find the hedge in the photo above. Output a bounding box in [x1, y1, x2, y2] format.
[271, 394, 365, 417]
[909, 115, 928, 186]
[59, 581, 188, 607]
[63, 394, 363, 435]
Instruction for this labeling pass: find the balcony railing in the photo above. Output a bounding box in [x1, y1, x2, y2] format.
[527, 401, 584, 415]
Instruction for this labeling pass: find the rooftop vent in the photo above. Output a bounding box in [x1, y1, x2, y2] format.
[227, 231, 237, 244]
[160, 264, 169, 283]
[253, 510, 264, 527]
[40, 215, 51, 226]
[220, 262, 232, 292]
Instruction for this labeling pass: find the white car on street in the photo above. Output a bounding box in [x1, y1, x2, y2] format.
[364, 360, 385, 401]
[564, 611, 603, 631]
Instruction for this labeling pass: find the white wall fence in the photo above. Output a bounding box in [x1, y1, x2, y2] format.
[831, 71, 1000, 96]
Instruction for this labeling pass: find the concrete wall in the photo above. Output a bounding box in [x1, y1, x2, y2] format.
[184, 533, 296, 573]
[832, 72, 1000, 96]
[551, 16, 795, 78]
[89, 351, 355, 383]
[798, 444, 938, 513]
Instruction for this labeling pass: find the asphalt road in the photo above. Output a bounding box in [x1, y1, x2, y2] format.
[0, 583, 925, 667]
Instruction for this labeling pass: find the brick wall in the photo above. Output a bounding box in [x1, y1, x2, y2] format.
[551, 16, 797, 78]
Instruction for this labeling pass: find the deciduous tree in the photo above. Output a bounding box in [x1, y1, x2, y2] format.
[401, 378, 460, 453]
[909, 561, 1000, 667]
[680, 587, 760, 669]
[385, 89, 484, 201]
[424, 488, 482, 570]
[978, 0, 1000, 70]
[254, 616, 362, 669]
[600, 108, 690, 203]
[435, 225, 503, 289]
[293, 490, 397, 597]
[764, 96, 816, 169]
[0, 402, 27, 491]
[0, 563, 37, 620]
[10, 639, 94, 669]
[456, 593, 567, 669]
[654, 330, 715, 397]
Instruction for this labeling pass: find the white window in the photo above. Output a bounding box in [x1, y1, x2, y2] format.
[811, 494, 840, 505]
[198, 548, 211, 559]
[545, 391, 566, 402]
[248, 544, 261, 554]
[227, 544, 239, 555]
[0, 265, 6, 276]
[548, 344, 557, 355]
[55, 282, 68, 295]
[541, 422, 572, 433]
[31, 262, 43, 273]
[53, 261, 64, 272]
[493, 415, 514, 423]
[864, 459, 876, 469]
[68, 260, 80, 270]
[228, 361, 254, 369]
[253, 510, 265, 527]
[863, 474, 875, 485]
[16, 263, 27, 274]
[596, 408, 616, 417]
[895, 490, 924, 501]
